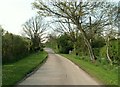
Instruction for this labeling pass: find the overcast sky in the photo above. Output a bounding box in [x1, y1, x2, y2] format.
[0, 0, 119, 35]
[0, 0, 36, 35]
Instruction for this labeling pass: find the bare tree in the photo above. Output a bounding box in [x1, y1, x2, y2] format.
[53, 18, 79, 52]
[23, 16, 46, 50]
[104, 4, 118, 65]
[32, 1, 96, 62]
[33, 1, 118, 62]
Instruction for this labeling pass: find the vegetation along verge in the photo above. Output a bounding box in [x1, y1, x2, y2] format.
[2, 51, 48, 87]
[61, 54, 118, 86]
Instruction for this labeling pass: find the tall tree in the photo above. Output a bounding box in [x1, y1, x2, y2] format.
[33, 1, 97, 62]
[33, 1, 118, 62]
[23, 16, 46, 51]
[52, 18, 79, 51]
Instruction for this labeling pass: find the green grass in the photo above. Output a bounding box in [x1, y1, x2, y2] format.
[2, 51, 48, 86]
[61, 54, 118, 85]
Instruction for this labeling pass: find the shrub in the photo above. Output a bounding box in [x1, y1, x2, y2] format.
[2, 32, 31, 64]
[57, 33, 73, 54]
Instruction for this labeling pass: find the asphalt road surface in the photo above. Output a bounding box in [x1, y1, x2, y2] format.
[19, 48, 101, 85]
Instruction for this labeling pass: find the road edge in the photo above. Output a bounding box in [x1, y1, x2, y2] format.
[14, 52, 48, 86]
[57, 54, 104, 85]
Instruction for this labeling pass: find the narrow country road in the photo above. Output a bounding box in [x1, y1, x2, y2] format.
[19, 48, 101, 85]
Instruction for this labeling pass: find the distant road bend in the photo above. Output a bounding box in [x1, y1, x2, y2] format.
[19, 48, 101, 85]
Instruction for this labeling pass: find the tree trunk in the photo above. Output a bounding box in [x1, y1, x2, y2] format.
[83, 34, 96, 62]
[106, 37, 113, 65]
[77, 23, 96, 62]
[73, 43, 76, 52]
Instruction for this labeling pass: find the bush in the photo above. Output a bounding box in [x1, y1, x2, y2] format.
[109, 39, 120, 65]
[99, 46, 106, 58]
[99, 39, 120, 65]
[93, 48, 100, 57]
[57, 33, 73, 54]
[91, 36, 106, 48]
[2, 32, 31, 64]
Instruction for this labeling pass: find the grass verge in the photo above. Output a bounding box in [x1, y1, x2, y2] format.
[61, 54, 118, 86]
[2, 51, 48, 87]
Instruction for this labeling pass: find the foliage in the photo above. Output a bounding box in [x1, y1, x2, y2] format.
[99, 39, 119, 65]
[33, 1, 118, 62]
[91, 36, 106, 48]
[23, 16, 46, 51]
[75, 35, 89, 56]
[108, 39, 120, 65]
[2, 51, 47, 86]
[57, 33, 73, 54]
[46, 34, 57, 49]
[61, 54, 118, 85]
[2, 32, 31, 64]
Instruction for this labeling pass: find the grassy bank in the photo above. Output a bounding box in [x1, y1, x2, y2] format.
[2, 51, 48, 86]
[61, 54, 118, 86]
